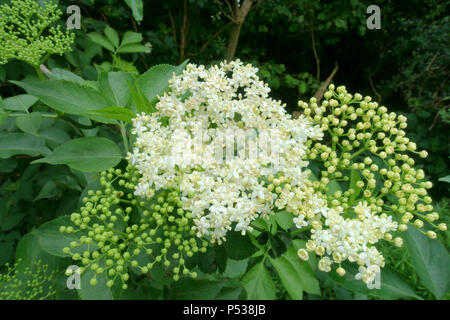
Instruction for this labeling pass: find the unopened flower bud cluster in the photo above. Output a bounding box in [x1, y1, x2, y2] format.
[0, 0, 74, 66]
[60, 165, 206, 288]
[295, 84, 446, 287]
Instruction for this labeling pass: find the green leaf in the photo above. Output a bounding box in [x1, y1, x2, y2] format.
[33, 216, 97, 257]
[241, 261, 276, 299]
[349, 170, 362, 205]
[0, 106, 8, 126]
[0, 66, 5, 81]
[50, 68, 84, 83]
[0, 212, 26, 231]
[215, 245, 227, 274]
[280, 243, 320, 295]
[99, 71, 135, 107]
[404, 227, 450, 298]
[32, 137, 122, 172]
[15, 233, 67, 273]
[274, 210, 294, 230]
[136, 64, 181, 102]
[87, 107, 136, 123]
[268, 234, 286, 258]
[79, 260, 113, 300]
[269, 255, 303, 299]
[104, 26, 120, 48]
[2, 94, 38, 112]
[38, 127, 71, 148]
[34, 180, 59, 200]
[124, 0, 144, 22]
[121, 31, 143, 46]
[334, 18, 348, 29]
[224, 231, 258, 260]
[128, 82, 155, 114]
[329, 265, 422, 300]
[0, 241, 14, 266]
[0, 133, 50, 158]
[11, 80, 116, 124]
[15, 112, 42, 136]
[216, 286, 243, 300]
[0, 158, 17, 173]
[117, 43, 151, 54]
[326, 179, 342, 196]
[438, 175, 450, 183]
[223, 259, 248, 278]
[87, 32, 115, 52]
[171, 278, 227, 300]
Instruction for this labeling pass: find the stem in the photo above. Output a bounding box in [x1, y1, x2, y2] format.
[120, 122, 130, 155]
[350, 147, 368, 160]
[291, 225, 312, 237]
[35, 66, 45, 81]
[249, 223, 265, 233]
[9, 113, 57, 118]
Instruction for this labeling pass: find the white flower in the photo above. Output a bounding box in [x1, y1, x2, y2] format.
[128, 60, 322, 243]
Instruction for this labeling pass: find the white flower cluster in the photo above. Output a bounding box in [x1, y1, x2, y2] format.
[299, 201, 398, 287]
[129, 60, 322, 243]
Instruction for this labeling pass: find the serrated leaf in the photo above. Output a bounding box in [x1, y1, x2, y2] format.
[241, 261, 276, 299]
[121, 31, 143, 46]
[223, 259, 248, 278]
[32, 137, 122, 172]
[87, 32, 115, 52]
[136, 62, 186, 102]
[117, 43, 151, 54]
[11, 80, 116, 124]
[124, 0, 144, 22]
[104, 26, 120, 48]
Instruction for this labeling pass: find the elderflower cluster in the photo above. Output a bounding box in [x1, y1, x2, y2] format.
[129, 60, 323, 243]
[0, 0, 74, 66]
[60, 165, 205, 287]
[299, 203, 398, 284]
[295, 84, 446, 287]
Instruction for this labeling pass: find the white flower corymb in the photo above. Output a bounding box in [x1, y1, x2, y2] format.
[129, 60, 322, 243]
